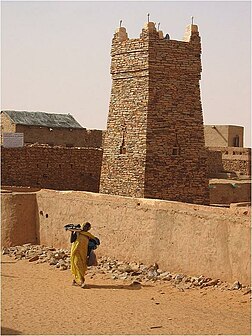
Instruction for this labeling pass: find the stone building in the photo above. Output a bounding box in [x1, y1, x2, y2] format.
[204, 125, 244, 148]
[1, 110, 103, 148]
[99, 22, 209, 205]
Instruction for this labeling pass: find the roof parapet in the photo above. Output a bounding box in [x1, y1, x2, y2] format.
[114, 26, 128, 42]
[183, 24, 199, 42]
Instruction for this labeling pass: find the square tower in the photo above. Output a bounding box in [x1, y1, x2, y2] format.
[100, 22, 209, 205]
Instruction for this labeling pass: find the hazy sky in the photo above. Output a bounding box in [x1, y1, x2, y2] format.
[1, 1, 251, 146]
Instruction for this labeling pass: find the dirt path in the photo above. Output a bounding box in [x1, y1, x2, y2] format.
[1, 255, 251, 335]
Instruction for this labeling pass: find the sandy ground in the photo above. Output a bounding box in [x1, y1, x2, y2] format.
[1, 255, 251, 336]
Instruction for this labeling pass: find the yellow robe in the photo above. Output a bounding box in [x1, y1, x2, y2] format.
[70, 231, 93, 284]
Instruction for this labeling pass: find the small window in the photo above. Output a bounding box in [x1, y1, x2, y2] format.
[233, 135, 239, 147]
[120, 146, 126, 154]
[120, 136, 126, 154]
[172, 147, 180, 156]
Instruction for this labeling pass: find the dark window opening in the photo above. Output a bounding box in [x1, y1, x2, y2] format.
[120, 146, 126, 154]
[120, 136, 126, 154]
[59, 164, 61, 168]
[233, 135, 240, 147]
[172, 147, 180, 156]
[45, 214, 49, 218]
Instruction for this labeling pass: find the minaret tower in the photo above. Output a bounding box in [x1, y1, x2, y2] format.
[100, 20, 209, 205]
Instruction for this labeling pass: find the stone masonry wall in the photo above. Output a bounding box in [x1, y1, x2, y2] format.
[100, 23, 209, 205]
[144, 24, 209, 204]
[206, 149, 223, 177]
[1, 145, 102, 191]
[100, 27, 149, 198]
[208, 147, 251, 176]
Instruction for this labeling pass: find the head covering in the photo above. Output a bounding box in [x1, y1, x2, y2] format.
[82, 222, 91, 231]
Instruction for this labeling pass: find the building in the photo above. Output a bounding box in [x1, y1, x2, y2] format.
[1, 110, 103, 148]
[204, 125, 244, 148]
[99, 22, 209, 205]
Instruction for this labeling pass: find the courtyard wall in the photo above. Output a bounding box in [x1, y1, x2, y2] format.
[1, 190, 250, 285]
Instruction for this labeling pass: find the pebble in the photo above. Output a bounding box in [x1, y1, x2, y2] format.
[2, 244, 250, 293]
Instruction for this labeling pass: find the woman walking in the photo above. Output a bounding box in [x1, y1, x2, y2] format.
[70, 222, 96, 288]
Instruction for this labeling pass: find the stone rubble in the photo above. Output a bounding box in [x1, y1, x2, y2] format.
[2, 244, 251, 293]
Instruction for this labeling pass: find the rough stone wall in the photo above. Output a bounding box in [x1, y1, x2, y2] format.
[145, 24, 209, 204]
[1, 145, 103, 191]
[208, 147, 251, 176]
[14, 124, 103, 148]
[100, 28, 149, 198]
[100, 23, 209, 205]
[204, 125, 244, 148]
[206, 149, 223, 177]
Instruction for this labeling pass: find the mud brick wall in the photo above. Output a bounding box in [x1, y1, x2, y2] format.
[208, 147, 251, 176]
[100, 23, 209, 205]
[1, 145, 103, 191]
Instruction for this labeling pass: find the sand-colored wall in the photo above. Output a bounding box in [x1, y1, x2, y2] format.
[1, 190, 250, 284]
[35, 190, 250, 285]
[1, 192, 38, 247]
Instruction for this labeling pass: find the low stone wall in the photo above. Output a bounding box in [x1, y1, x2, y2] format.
[208, 147, 251, 176]
[2, 190, 249, 284]
[1, 145, 102, 192]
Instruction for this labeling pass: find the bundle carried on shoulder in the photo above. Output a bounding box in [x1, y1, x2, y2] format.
[64, 224, 82, 232]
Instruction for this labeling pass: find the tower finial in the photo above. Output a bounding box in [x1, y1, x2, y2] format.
[158, 22, 160, 30]
[119, 20, 122, 28]
[191, 16, 194, 25]
[147, 13, 150, 23]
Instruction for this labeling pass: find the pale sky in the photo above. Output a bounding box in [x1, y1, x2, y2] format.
[1, 0, 251, 146]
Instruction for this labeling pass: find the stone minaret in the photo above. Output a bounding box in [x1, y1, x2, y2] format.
[100, 21, 209, 205]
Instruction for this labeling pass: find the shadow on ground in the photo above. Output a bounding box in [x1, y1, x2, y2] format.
[1, 327, 22, 335]
[83, 283, 153, 290]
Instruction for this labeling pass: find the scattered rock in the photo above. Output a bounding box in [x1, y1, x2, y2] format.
[28, 255, 39, 262]
[230, 281, 242, 290]
[150, 325, 162, 329]
[2, 245, 248, 293]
